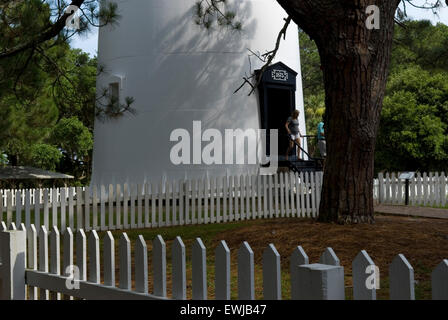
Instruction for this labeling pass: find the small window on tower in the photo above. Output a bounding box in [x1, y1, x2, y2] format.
[109, 82, 119, 106]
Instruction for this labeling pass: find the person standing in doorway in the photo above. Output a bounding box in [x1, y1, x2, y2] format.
[285, 110, 302, 161]
[317, 121, 326, 168]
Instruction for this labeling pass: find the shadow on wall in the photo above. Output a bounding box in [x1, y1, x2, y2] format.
[140, 0, 258, 128]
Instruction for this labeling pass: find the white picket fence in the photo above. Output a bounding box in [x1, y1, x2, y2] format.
[0, 225, 447, 300]
[375, 172, 448, 207]
[0, 172, 323, 232]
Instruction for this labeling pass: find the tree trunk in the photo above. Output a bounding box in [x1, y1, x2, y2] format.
[277, 0, 401, 223]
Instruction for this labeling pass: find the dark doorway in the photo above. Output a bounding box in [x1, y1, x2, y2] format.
[266, 87, 294, 157]
[256, 62, 298, 159]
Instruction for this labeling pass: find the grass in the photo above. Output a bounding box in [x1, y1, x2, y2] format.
[81, 215, 448, 300]
[11, 210, 447, 300]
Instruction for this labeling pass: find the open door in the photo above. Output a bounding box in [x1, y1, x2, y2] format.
[256, 62, 298, 159]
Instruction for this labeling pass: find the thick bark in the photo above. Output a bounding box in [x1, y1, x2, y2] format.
[277, 0, 401, 223]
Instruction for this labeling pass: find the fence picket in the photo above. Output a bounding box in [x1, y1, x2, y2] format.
[130, 184, 136, 229]
[6, 191, 12, 228]
[228, 177, 233, 222]
[352, 250, 376, 300]
[432, 260, 448, 300]
[222, 177, 228, 223]
[172, 181, 177, 226]
[43, 189, 49, 230]
[210, 178, 215, 224]
[144, 183, 150, 228]
[92, 186, 98, 231]
[423, 172, 428, 206]
[439, 172, 445, 207]
[135, 235, 148, 294]
[28, 225, 38, 300]
[49, 226, 61, 300]
[216, 177, 221, 223]
[108, 184, 114, 231]
[280, 173, 285, 217]
[234, 176, 240, 221]
[138, 184, 144, 228]
[38, 226, 49, 300]
[268, 175, 274, 218]
[289, 172, 295, 217]
[103, 231, 115, 287]
[172, 236, 186, 300]
[416, 172, 422, 205]
[60, 189, 66, 232]
[274, 174, 279, 218]
[435, 172, 441, 207]
[151, 182, 157, 227]
[84, 187, 91, 232]
[320, 247, 340, 266]
[16, 190, 22, 226]
[123, 184, 129, 229]
[88, 230, 100, 284]
[76, 229, 87, 281]
[204, 178, 209, 224]
[256, 175, 262, 219]
[153, 235, 167, 297]
[244, 175, 252, 220]
[192, 238, 207, 300]
[158, 181, 164, 227]
[389, 254, 415, 300]
[251, 175, 257, 219]
[116, 184, 122, 229]
[263, 244, 281, 300]
[100, 185, 106, 231]
[215, 240, 231, 300]
[238, 241, 255, 300]
[290, 246, 309, 300]
[119, 233, 131, 290]
[310, 172, 317, 217]
[62, 227, 73, 300]
[299, 172, 305, 218]
[76, 187, 83, 230]
[165, 182, 171, 227]
[179, 181, 184, 226]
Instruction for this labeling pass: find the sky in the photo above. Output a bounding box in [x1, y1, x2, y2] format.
[70, 3, 448, 57]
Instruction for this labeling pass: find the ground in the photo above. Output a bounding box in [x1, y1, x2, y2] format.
[102, 212, 448, 300]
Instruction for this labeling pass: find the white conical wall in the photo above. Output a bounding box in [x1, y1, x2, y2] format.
[92, 0, 306, 186]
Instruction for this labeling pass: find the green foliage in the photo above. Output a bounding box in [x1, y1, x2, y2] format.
[30, 144, 62, 171]
[376, 65, 448, 172]
[299, 20, 448, 172]
[299, 30, 325, 138]
[50, 116, 93, 183]
[51, 117, 93, 159]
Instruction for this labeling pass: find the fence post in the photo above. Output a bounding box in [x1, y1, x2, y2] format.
[0, 230, 27, 300]
[295, 263, 345, 300]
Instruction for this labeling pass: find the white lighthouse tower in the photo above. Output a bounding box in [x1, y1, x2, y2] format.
[91, 0, 306, 186]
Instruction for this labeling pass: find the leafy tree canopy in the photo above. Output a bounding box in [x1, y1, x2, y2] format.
[300, 20, 448, 172]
